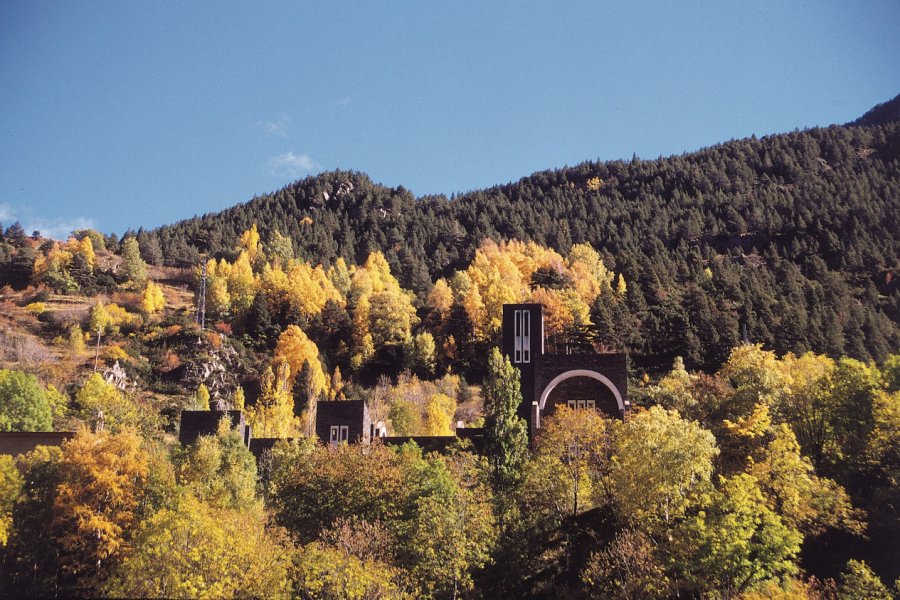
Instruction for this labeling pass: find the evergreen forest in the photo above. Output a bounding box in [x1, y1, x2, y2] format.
[134, 98, 900, 371]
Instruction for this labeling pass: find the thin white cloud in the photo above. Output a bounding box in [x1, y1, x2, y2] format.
[28, 217, 97, 241]
[267, 152, 317, 178]
[336, 96, 351, 107]
[255, 115, 292, 138]
[0, 203, 14, 223]
[0, 202, 96, 240]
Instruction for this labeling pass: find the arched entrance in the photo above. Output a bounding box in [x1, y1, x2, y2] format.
[538, 369, 625, 420]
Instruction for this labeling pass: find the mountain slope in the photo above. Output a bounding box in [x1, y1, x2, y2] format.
[143, 102, 900, 368]
[851, 93, 900, 127]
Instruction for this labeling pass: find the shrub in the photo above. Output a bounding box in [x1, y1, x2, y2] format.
[24, 302, 47, 316]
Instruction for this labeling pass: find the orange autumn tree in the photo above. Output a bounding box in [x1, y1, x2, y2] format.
[456, 239, 622, 344]
[464, 241, 527, 340]
[273, 325, 328, 420]
[427, 278, 453, 320]
[52, 428, 149, 589]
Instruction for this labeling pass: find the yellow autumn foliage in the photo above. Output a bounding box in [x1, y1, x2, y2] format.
[141, 281, 166, 314]
[273, 325, 327, 399]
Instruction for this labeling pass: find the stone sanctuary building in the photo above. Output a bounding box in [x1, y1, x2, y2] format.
[502, 303, 629, 437]
[179, 302, 629, 454]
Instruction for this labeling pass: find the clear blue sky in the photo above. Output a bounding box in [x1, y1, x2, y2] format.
[2, 1, 898, 238]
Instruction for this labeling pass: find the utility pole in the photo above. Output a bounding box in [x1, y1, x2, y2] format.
[567, 435, 581, 517]
[197, 258, 207, 334]
[93, 326, 102, 372]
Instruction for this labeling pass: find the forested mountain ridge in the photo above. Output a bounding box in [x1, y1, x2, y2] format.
[140, 103, 900, 369]
[851, 93, 900, 127]
[0, 101, 899, 597]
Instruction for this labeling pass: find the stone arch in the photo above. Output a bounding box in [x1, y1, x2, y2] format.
[538, 369, 626, 414]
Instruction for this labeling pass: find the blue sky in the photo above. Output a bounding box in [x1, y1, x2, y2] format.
[1, 1, 898, 238]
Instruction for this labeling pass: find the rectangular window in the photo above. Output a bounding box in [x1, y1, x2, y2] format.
[514, 309, 531, 363]
[568, 400, 596, 410]
[330, 425, 350, 444]
[514, 310, 522, 362]
[522, 310, 530, 363]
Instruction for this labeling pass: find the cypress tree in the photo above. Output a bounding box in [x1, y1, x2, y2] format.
[482, 348, 528, 490]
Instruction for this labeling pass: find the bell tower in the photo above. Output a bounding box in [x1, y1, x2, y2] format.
[501, 304, 544, 430]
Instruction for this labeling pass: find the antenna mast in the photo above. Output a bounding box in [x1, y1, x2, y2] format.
[197, 259, 207, 331]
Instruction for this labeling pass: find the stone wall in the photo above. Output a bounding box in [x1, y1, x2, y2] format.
[0, 432, 74, 456]
[179, 410, 250, 446]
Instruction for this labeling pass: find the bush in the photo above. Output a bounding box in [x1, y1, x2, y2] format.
[24, 302, 46, 316]
[0, 369, 53, 432]
[102, 345, 129, 363]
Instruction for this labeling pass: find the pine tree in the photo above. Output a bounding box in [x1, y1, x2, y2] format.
[120, 237, 147, 285]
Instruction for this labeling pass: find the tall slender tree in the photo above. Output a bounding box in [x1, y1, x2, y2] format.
[120, 237, 147, 285]
[482, 348, 528, 490]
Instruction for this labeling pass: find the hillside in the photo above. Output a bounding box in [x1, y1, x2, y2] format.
[1, 100, 899, 597]
[851, 93, 900, 127]
[141, 108, 900, 370]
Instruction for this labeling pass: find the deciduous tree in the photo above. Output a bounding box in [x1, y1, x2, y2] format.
[247, 364, 296, 438]
[52, 428, 149, 590]
[238, 223, 264, 265]
[267, 229, 294, 269]
[581, 529, 670, 600]
[749, 424, 863, 536]
[292, 542, 404, 600]
[535, 405, 615, 510]
[672, 473, 801, 596]
[611, 406, 718, 529]
[406, 468, 497, 598]
[274, 325, 327, 399]
[74, 372, 139, 432]
[1, 446, 64, 597]
[836, 559, 891, 600]
[0, 455, 22, 547]
[422, 393, 454, 436]
[104, 495, 291, 598]
[482, 348, 528, 490]
[177, 418, 259, 511]
[0, 369, 53, 432]
[140, 280, 165, 314]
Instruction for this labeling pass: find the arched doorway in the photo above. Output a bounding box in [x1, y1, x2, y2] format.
[538, 369, 625, 420]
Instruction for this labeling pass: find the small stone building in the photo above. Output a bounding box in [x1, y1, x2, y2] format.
[315, 400, 374, 445]
[502, 303, 628, 437]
